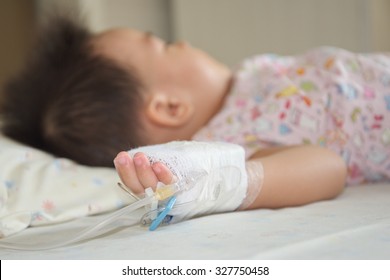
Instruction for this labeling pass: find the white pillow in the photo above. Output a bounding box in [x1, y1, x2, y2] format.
[0, 134, 131, 237]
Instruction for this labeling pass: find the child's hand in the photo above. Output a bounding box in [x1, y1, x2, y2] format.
[113, 151, 175, 195]
[113, 141, 249, 223]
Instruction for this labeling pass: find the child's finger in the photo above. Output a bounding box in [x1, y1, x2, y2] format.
[113, 152, 144, 194]
[152, 162, 176, 185]
[133, 152, 159, 189]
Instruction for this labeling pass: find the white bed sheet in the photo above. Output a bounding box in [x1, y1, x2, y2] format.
[1, 182, 389, 260]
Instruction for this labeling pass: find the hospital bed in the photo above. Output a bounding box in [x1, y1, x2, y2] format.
[1, 133, 389, 259]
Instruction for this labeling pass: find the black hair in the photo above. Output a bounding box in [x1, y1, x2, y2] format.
[0, 15, 144, 167]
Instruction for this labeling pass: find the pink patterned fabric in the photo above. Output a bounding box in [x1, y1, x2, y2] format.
[193, 47, 390, 185]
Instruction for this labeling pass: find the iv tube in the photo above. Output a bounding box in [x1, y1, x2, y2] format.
[0, 195, 154, 251]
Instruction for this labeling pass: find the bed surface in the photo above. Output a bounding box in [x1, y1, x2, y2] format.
[1, 182, 389, 260]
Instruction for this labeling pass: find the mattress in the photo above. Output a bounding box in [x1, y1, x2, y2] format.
[1, 182, 389, 259]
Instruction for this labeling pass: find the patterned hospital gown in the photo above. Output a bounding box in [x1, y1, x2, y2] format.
[193, 47, 390, 185]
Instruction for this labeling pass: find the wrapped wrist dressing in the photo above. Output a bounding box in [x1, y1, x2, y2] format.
[128, 141, 258, 222]
[239, 160, 264, 210]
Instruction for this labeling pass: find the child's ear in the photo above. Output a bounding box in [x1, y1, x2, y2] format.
[145, 93, 194, 127]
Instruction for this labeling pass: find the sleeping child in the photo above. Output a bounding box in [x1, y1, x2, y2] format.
[1, 16, 389, 224]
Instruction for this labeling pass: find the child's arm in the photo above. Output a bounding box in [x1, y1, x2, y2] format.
[113, 145, 347, 210]
[244, 145, 346, 209]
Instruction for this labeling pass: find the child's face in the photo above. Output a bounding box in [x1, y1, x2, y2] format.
[92, 28, 231, 141]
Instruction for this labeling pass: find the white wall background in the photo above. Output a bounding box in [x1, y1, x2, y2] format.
[171, 0, 379, 66]
[33, 0, 390, 67]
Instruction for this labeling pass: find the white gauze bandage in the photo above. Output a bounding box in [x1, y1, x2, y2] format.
[127, 141, 248, 222]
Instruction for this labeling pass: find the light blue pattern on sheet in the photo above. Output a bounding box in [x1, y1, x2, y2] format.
[0, 134, 132, 237]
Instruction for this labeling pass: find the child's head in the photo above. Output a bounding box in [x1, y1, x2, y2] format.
[92, 28, 232, 143]
[0, 16, 231, 167]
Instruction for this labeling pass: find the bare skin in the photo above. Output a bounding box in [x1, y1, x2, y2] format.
[114, 145, 347, 210]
